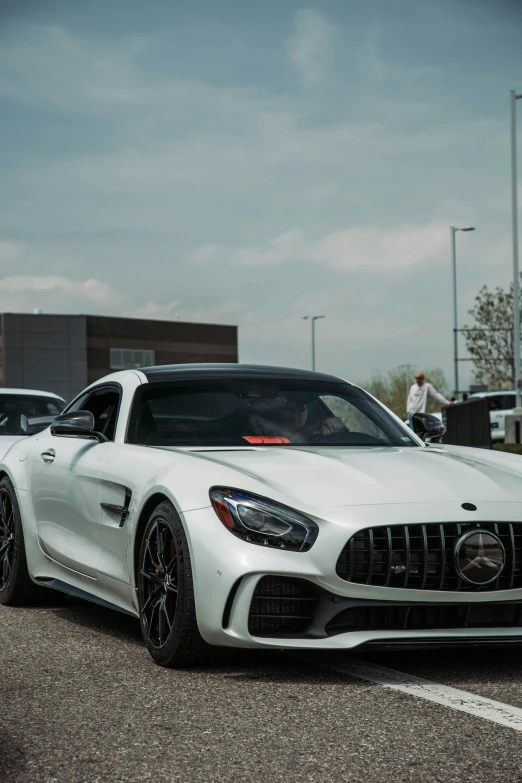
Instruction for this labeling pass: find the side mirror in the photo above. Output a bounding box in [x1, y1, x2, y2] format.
[50, 411, 108, 443]
[411, 412, 446, 443]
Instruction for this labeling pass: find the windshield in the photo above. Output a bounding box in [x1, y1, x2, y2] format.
[0, 394, 65, 436]
[127, 379, 416, 448]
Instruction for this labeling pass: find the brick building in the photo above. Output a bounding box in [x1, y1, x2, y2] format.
[0, 313, 238, 401]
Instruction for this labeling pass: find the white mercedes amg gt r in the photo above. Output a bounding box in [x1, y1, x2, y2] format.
[2, 364, 522, 667]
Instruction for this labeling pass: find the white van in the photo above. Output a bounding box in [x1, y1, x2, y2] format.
[468, 390, 517, 443]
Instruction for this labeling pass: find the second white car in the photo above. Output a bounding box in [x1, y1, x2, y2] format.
[0, 388, 65, 460]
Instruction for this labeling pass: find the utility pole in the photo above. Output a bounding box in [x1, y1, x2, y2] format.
[302, 315, 324, 371]
[450, 226, 475, 398]
[511, 90, 522, 408]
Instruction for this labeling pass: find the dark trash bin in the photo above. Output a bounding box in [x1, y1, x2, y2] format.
[442, 397, 491, 449]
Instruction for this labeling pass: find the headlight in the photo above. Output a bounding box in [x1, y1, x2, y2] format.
[209, 488, 319, 552]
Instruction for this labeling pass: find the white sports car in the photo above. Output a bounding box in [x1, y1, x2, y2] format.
[0, 388, 66, 460]
[2, 364, 522, 667]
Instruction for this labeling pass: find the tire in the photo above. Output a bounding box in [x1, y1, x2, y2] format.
[0, 476, 43, 606]
[137, 500, 214, 667]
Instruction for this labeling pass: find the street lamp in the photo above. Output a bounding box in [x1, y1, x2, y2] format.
[511, 90, 522, 408]
[450, 225, 475, 398]
[302, 315, 324, 371]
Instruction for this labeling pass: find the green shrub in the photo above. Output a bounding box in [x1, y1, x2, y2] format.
[493, 443, 522, 455]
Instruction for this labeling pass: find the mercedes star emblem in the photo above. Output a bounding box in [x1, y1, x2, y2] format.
[454, 529, 505, 586]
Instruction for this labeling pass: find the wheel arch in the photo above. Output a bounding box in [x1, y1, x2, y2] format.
[0, 451, 31, 493]
[0, 467, 17, 488]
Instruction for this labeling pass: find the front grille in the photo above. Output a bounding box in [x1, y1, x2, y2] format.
[336, 522, 522, 591]
[248, 576, 319, 637]
[325, 601, 522, 636]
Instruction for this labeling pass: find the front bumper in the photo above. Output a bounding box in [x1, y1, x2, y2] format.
[183, 501, 522, 650]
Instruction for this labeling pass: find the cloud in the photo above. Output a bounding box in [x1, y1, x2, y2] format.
[0, 273, 184, 323]
[0, 23, 272, 127]
[183, 302, 249, 326]
[314, 223, 448, 271]
[124, 298, 182, 320]
[287, 9, 337, 89]
[0, 271, 248, 328]
[0, 275, 118, 305]
[189, 245, 218, 265]
[0, 241, 122, 311]
[230, 230, 305, 267]
[230, 223, 448, 271]
[0, 25, 148, 114]
[1, 22, 499, 250]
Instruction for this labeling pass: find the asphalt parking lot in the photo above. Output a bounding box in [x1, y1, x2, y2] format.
[3, 597, 522, 783]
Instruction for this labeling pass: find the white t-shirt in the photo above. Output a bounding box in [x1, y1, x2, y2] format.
[407, 382, 450, 414]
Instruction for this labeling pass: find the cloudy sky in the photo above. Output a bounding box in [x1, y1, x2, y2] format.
[1, 0, 521, 388]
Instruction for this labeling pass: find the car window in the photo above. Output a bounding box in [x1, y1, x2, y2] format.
[80, 388, 121, 441]
[487, 395, 515, 411]
[500, 395, 516, 410]
[67, 393, 90, 413]
[320, 395, 388, 440]
[0, 395, 65, 436]
[127, 379, 416, 448]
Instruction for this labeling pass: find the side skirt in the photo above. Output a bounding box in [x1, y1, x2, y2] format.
[35, 577, 138, 617]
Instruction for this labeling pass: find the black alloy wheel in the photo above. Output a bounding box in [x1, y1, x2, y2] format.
[0, 487, 14, 591]
[140, 517, 178, 648]
[137, 500, 213, 667]
[0, 476, 44, 605]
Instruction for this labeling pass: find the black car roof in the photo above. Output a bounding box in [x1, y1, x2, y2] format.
[139, 363, 347, 384]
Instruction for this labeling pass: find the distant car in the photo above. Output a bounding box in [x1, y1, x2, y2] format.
[468, 391, 516, 443]
[0, 389, 66, 460]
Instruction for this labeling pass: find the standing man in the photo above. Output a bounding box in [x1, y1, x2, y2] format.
[407, 372, 450, 427]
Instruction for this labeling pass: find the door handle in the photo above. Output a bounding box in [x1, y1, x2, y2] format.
[40, 449, 56, 464]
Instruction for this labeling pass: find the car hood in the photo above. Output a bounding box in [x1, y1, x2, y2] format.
[0, 435, 25, 461]
[188, 445, 522, 508]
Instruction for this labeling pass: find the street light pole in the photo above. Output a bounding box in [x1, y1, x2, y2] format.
[302, 315, 324, 371]
[450, 226, 475, 399]
[511, 90, 522, 408]
[451, 227, 458, 398]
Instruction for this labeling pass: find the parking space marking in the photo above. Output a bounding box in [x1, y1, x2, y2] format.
[297, 655, 522, 731]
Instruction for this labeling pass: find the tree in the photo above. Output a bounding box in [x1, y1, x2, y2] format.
[364, 366, 449, 420]
[463, 278, 518, 389]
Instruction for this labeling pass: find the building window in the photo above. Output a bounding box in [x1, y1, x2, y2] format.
[110, 348, 155, 370]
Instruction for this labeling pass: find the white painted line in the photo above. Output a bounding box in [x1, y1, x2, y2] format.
[297, 655, 522, 732]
